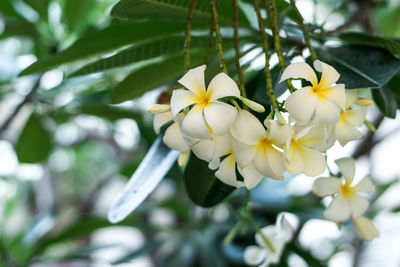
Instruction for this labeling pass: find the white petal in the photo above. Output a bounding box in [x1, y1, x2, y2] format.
[300, 147, 326, 177]
[265, 120, 295, 146]
[335, 157, 355, 183]
[208, 157, 220, 170]
[278, 216, 293, 242]
[285, 87, 318, 124]
[191, 139, 215, 162]
[232, 139, 256, 168]
[345, 89, 360, 108]
[284, 141, 304, 175]
[181, 104, 212, 139]
[177, 65, 206, 96]
[297, 125, 327, 149]
[230, 109, 266, 145]
[163, 122, 189, 151]
[170, 89, 199, 117]
[254, 150, 284, 180]
[244, 246, 266, 266]
[323, 195, 351, 222]
[204, 102, 237, 136]
[312, 177, 341, 197]
[354, 175, 375, 194]
[212, 132, 232, 159]
[265, 145, 286, 180]
[353, 216, 379, 241]
[314, 98, 341, 125]
[313, 60, 340, 87]
[315, 126, 336, 152]
[215, 154, 243, 187]
[207, 72, 240, 100]
[239, 163, 264, 189]
[153, 111, 173, 134]
[280, 62, 318, 86]
[345, 107, 367, 127]
[321, 84, 346, 110]
[334, 120, 363, 146]
[350, 195, 370, 218]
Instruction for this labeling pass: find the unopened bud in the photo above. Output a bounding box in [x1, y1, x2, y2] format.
[147, 104, 170, 114]
[275, 110, 286, 125]
[178, 151, 189, 166]
[355, 98, 374, 106]
[240, 97, 265, 113]
[364, 120, 376, 132]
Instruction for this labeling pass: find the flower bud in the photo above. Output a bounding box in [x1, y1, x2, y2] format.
[240, 97, 265, 113]
[147, 104, 171, 114]
[275, 111, 286, 125]
[355, 98, 374, 106]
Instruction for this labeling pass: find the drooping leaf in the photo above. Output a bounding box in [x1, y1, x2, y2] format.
[338, 32, 400, 58]
[108, 137, 180, 223]
[16, 114, 52, 163]
[372, 87, 398, 118]
[20, 20, 193, 76]
[317, 45, 400, 89]
[71, 36, 209, 77]
[110, 0, 249, 25]
[184, 153, 235, 207]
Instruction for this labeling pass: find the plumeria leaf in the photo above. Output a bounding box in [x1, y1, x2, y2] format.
[372, 75, 400, 118]
[317, 45, 400, 89]
[184, 153, 235, 207]
[108, 136, 180, 223]
[338, 32, 400, 59]
[19, 20, 190, 76]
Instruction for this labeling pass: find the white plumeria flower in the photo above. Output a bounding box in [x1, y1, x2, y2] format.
[284, 125, 327, 176]
[334, 90, 368, 146]
[280, 60, 346, 125]
[230, 109, 294, 181]
[353, 216, 379, 241]
[244, 215, 293, 267]
[312, 157, 375, 223]
[171, 65, 240, 139]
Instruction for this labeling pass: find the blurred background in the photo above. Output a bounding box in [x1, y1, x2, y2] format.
[0, 0, 400, 266]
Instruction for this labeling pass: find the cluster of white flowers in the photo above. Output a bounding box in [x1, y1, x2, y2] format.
[149, 60, 378, 264]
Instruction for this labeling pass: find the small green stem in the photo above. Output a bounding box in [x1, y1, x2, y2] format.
[248, 218, 276, 253]
[204, 16, 215, 65]
[289, 0, 317, 62]
[253, 0, 279, 110]
[232, 0, 247, 97]
[265, 0, 295, 93]
[184, 0, 199, 73]
[210, 0, 228, 73]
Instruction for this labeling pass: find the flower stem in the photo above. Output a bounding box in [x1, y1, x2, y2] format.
[204, 16, 215, 65]
[265, 0, 296, 93]
[184, 0, 200, 73]
[253, 0, 279, 110]
[289, 0, 317, 62]
[249, 218, 277, 254]
[210, 0, 228, 73]
[232, 0, 247, 97]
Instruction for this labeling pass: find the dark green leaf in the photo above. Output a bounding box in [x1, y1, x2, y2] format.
[64, 0, 96, 32]
[23, 0, 50, 20]
[317, 45, 400, 89]
[338, 32, 400, 58]
[15, 114, 52, 163]
[372, 86, 398, 118]
[20, 20, 191, 76]
[184, 153, 235, 207]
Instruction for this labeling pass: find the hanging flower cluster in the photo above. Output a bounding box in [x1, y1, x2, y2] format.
[148, 60, 378, 250]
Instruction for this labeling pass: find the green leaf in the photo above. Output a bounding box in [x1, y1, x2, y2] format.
[338, 32, 400, 59]
[20, 20, 191, 76]
[15, 114, 52, 163]
[111, 49, 205, 103]
[317, 45, 400, 89]
[71, 36, 209, 77]
[23, 0, 50, 20]
[64, 0, 96, 32]
[380, 5, 400, 39]
[372, 87, 398, 118]
[110, 0, 248, 25]
[184, 153, 235, 207]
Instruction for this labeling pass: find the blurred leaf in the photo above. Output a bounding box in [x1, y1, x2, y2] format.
[108, 137, 180, 223]
[338, 32, 400, 58]
[380, 5, 400, 38]
[16, 114, 52, 163]
[111, 49, 205, 103]
[317, 45, 400, 89]
[372, 87, 397, 118]
[111, 0, 248, 25]
[0, 0, 22, 18]
[24, 0, 50, 20]
[0, 18, 38, 39]
[64, 0, 96, 32]
[184, 153, 235, 207]
[71, 36, 209, 76]
[20, 20, 191, 76]
[112, 240, 164, 264]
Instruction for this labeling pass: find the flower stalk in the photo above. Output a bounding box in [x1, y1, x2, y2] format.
[232, 0, 247, 97]
[289, 0, 317, 62]
[253, 0, 279, 110]
[210, 0, 228, 73]
[184, 0, 200, 73]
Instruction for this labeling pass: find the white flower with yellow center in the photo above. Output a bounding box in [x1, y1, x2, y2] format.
[312, 157, 375, 223]
[230, 109, 294, 181]
[284, 125, 327, 176]
[171, 65, 240, 139]
[280, 60, 346, 125]
[334, 90, 369, 146]
[353, 216, 379, 241]
[244, 215, 293, 267]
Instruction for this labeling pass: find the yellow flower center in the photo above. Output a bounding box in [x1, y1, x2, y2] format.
[340, 109, 347, 121]
[256, 137, 271, 152]
[340, 182, 355, 198]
